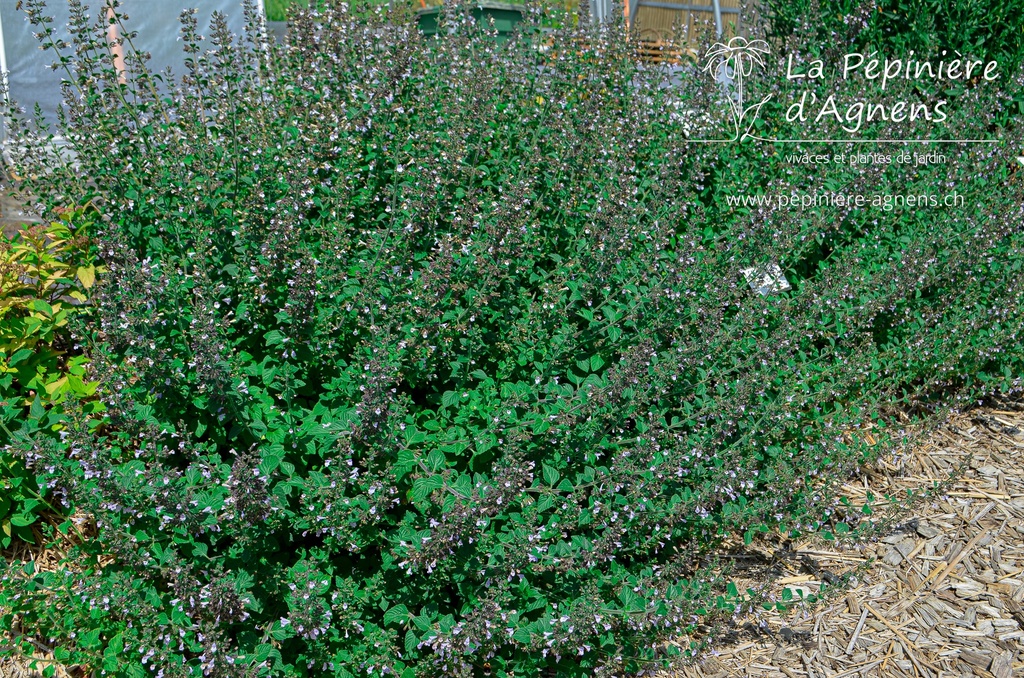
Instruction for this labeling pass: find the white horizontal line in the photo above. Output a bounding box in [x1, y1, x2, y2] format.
[752, 138, 998, 144]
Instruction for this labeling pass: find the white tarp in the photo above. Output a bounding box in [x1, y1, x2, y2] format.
[0, 0, 258, 128]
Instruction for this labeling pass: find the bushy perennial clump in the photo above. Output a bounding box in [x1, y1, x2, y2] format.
[1, 0, 1022, 676]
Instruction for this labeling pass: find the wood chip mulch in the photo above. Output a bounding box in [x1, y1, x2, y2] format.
[666, 404, 1024, 678]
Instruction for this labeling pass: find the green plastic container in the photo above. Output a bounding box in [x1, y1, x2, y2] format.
[416, 2, 526, 43]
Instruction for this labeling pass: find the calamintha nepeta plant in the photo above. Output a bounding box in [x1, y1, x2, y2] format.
[0, 0, 1022, 676]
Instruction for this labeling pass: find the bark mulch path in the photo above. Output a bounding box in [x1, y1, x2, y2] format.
[668, 404, 1024, 678]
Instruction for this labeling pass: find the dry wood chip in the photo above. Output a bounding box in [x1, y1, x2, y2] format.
[951, 580, 986, 599]
[916, 522, 942, 539]
[960, 649, 991, 669]
[989, 650, 1014, 678]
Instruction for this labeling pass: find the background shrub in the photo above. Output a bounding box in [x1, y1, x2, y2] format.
[265, 0, 308, 21]
[0, 0, 1022, 676]
[0, 207, 100, 548]
[761, 0, 1024, 120]
[265, 0, 582, 26]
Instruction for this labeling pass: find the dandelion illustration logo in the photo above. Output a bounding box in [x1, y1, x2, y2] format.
[701, 37, 772, 142]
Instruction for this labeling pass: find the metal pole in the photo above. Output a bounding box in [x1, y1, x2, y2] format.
[0, 3, 8, 147]
[712, 0, 722, 37]
[106, 5, 127, 84]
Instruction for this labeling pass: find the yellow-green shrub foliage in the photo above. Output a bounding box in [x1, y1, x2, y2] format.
[0, 206, 100, 546]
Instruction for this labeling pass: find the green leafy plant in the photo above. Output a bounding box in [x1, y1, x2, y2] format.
[0, 0, 1021, 676]
[0, 206, 101, 548]
[264, 0, 308, 21]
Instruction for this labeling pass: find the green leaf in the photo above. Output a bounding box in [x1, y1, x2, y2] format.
[511, 627, 532, 644]
[28, 395, 46, 421]
[11, 514, 36, 528]
[6, 348, 33, 366]
[384, 604, 410, 626]
[269, 620, 291, 641]
[542, 464, 559, 487]
[259, 453, 282, 476]
[452, 473, 472, 498]
[253, 643, 274, 663]
[29, 299, 54, 317]
[412, 476, 444, 502]
[426, 450, 446, 472]
[412, 614, 434, 632]
[80, 628, 101, 650]
[404, 426, 427, 445]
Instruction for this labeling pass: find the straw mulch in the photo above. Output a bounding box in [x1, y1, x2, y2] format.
[668, 404, 1024, 678]
[3, 405, 1023, 677]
